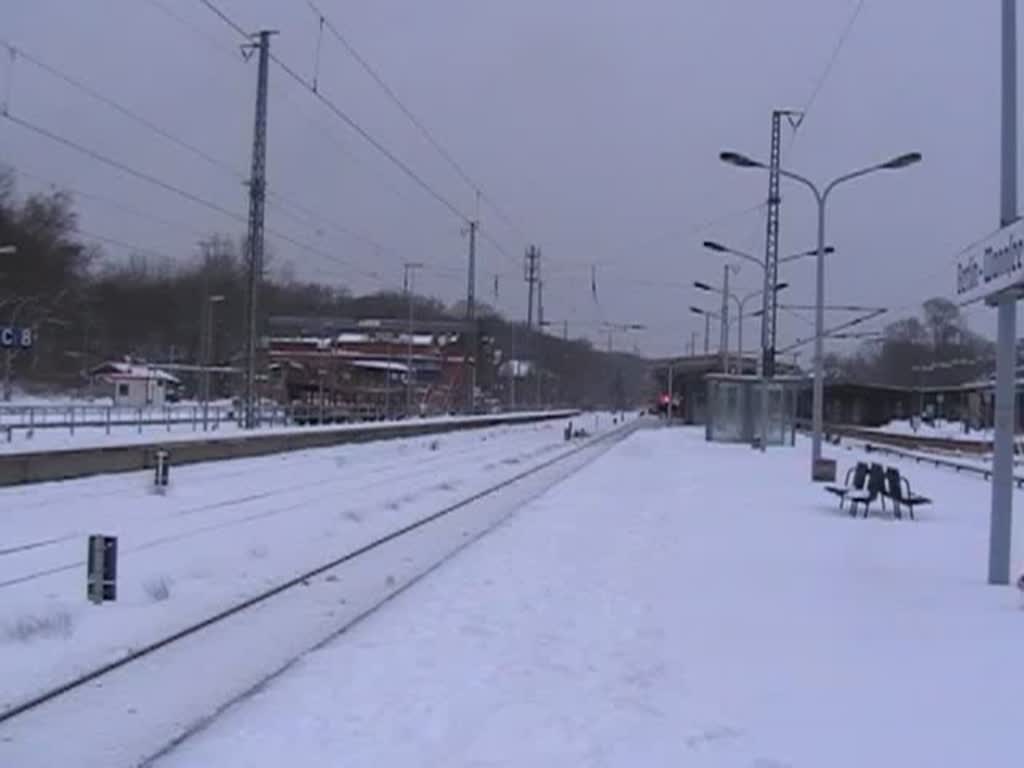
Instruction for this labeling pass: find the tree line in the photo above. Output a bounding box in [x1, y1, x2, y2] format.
[823, 297, 995, 387]
[0, 169, 647, 408]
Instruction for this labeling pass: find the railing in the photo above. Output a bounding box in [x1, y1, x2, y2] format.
[0, 401, 507, 443]
[0, 403, 291, 442]
[827, 429, 1024, 489]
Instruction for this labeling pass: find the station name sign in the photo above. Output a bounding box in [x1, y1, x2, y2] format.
[956, 221, 1024, 304]
[0, 326, 33, 349]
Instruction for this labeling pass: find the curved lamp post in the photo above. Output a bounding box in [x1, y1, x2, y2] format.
[720, 149, 921, 476]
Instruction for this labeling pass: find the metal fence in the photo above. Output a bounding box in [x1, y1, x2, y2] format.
[0, 403, 290, 442]
[0, 400, 453, 443]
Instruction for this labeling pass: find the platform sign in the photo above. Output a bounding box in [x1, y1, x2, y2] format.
[87, 535, 118, 603]
[153, 449, 170, 493]
[0, 326, 32, 349]
[956, 219, 1024, 304]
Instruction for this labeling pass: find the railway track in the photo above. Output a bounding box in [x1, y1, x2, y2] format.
[0, 418, 643, 767]
[823, 424, 1024, 488]
[0, 424, 566, 589]
[824, 424, 992, 456]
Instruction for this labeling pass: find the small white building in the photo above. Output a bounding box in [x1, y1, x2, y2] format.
[90, 362, 181, 407]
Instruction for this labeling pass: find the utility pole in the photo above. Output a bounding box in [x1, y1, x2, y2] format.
[719, 264, 731, 373]
[536, 278, 544, 406]
[404, 262, 423, 416]
[704, 314, 710, 354]
[524, 246, 539, 329]
[762, 109, 802, 379]
[242, 30, 275, 429]
[538, 278, 545, 328]
[524, 245, 540, 405]
[464, 219, 478, 413]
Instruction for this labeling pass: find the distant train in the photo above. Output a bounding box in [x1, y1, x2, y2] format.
[650, 391, 683, 416]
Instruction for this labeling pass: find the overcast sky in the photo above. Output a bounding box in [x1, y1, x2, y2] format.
[0, 1, 1013, 357]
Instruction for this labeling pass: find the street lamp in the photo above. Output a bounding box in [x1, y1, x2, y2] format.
[703, 240, 835, 265]
[602, 322, 646, 353]
[690, 305, 718, 356]
[702, 239, 834, 374]
[694, 281, 787, 374]
[720, 148, 921, 478]
[693, 262, 740, 372]
[0, 245, 16, 255]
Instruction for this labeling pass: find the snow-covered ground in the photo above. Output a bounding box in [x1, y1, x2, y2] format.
[0, 413, 613, 720]
[150, 427, 1024, 768]
[0, 409, 572, 455]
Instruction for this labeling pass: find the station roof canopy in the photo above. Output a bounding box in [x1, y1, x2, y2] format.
[648, 354, 804, 381]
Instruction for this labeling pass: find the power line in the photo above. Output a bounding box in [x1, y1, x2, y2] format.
[1, 40, 246, 181]
[7, 162, 213, 240]
[201, 0, 534, 282]
[306, 1, 477, 198]
[272, 50, 469, 221]
[3, 111, 245, 222]
[304, 0, 530, 242]
[145, 0, 455, 251]
[197, 0, 249, 39]
[142, 0, 243, 65]
[72, 226, 180, 263]
[479, 229, 521, 270]
[3, 39, 399, 262]
[784, 0, 868, 159]
[145, 0, 466, 267]
[2, 111, 386, 285]
[584, 200, 768, 272]
[800, 0, 868, 124]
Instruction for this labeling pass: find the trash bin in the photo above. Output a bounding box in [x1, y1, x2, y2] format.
[813, 458, 837, 483]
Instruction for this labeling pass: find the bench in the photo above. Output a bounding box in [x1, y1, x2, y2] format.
[883, 467, 931, 520]
[825, 462, 868, 511]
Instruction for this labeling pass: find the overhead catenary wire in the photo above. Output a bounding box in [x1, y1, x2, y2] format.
[200, 0, 529, 275]
[197, 0, 249, 39]
[0, 112, 387, 285]
[784, 0, 868, 158]
[144, 0, 463, 259]
[143, 0, 243, 65]
[1, 40, 246, 181]
[3, 111, 244, 222]
[1, 38, 402, 262]
[799, 0, 868, 126]
[304, 0, 530, 242]
[6, 161, 215, 241]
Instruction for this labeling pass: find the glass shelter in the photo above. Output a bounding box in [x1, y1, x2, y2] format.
[705, 374, 803, 446]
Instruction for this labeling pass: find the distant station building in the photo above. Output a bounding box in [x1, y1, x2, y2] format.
[652, 354, 1024, 433]
[651, 354, 799, 425]
[266, 316, 475, 419]
[90, 361, 180, 407]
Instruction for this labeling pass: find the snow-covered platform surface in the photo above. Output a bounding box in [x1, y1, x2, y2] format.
[0, 416, 609, 717]
[156, 427, 1024, 768]
[0, 409, 570, 455]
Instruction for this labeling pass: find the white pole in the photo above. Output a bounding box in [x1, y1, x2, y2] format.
[810, 193, 827, 472]
[990, 0, 1017, 585]
[737, 309, 744, 375]
[720, 265, 730, 373]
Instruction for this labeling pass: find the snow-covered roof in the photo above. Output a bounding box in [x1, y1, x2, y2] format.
[90, 362, 180, 384]
[351, 360, 409, 373]
[499, 359, 534, 377]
